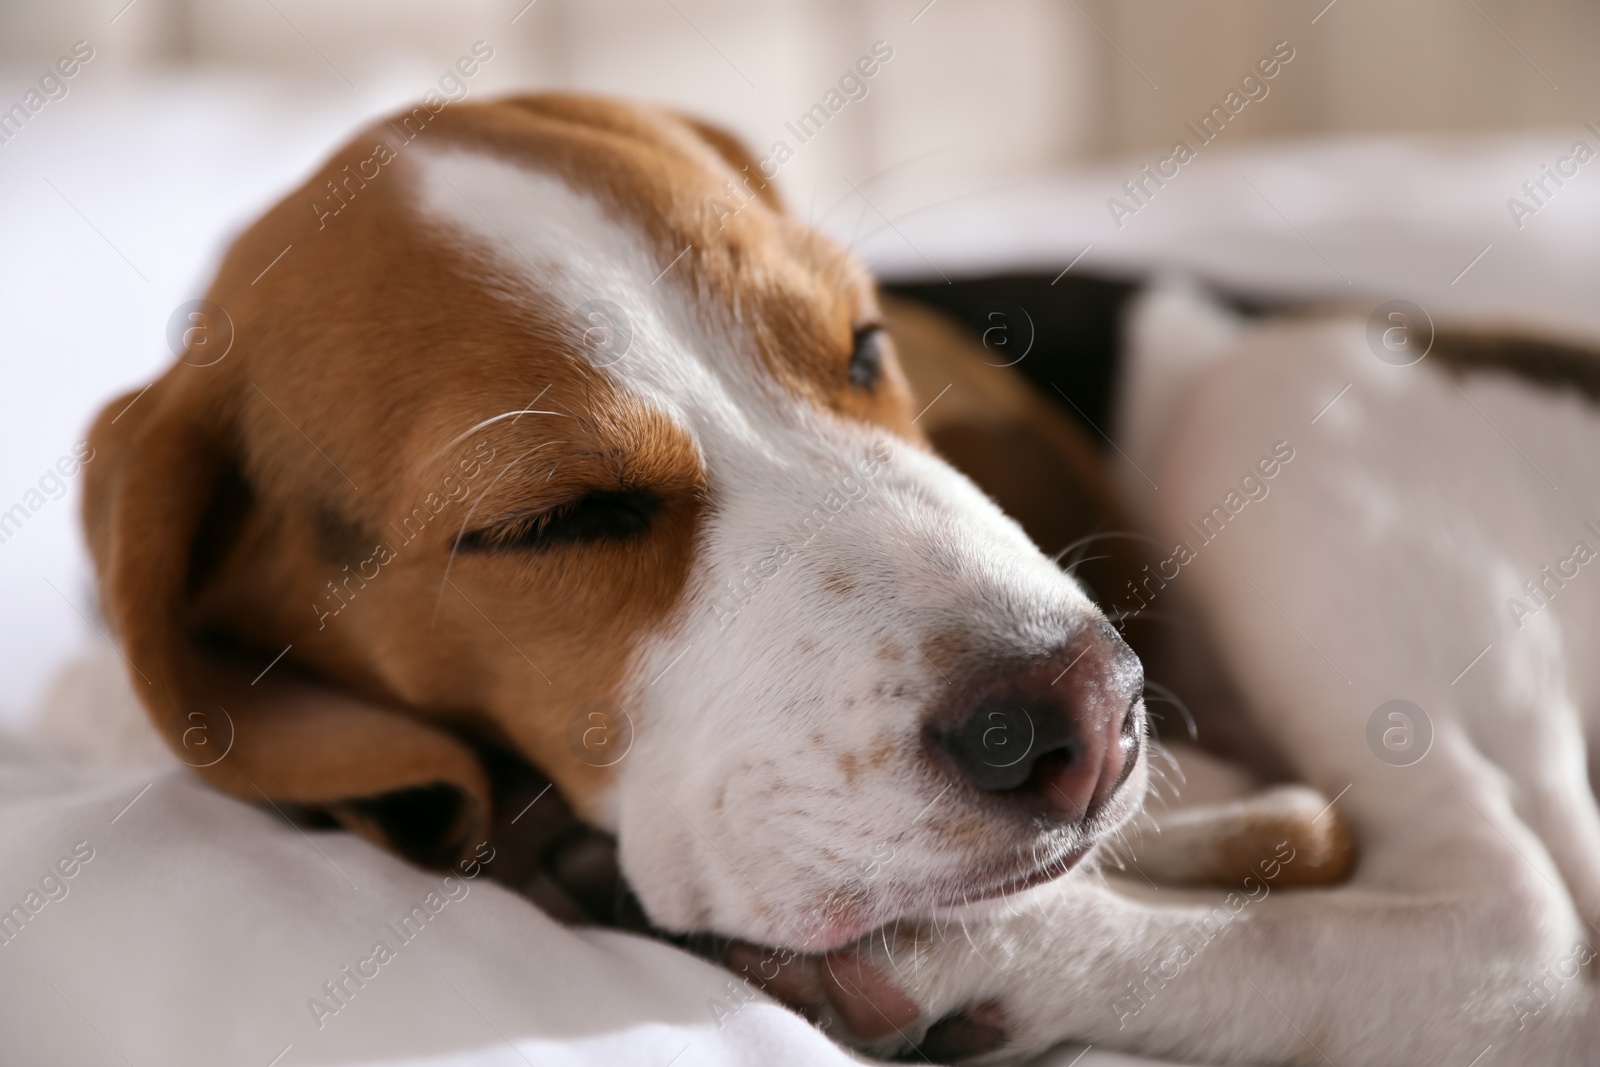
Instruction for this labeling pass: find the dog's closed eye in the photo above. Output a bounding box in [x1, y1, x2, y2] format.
[849, 325, 887, 390]
[460, 489, 660, 551]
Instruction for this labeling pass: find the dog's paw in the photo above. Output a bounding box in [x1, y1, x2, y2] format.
[724, 928, 1029, 1063]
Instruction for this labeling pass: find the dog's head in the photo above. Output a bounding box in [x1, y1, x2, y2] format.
[84, 95, 1145, 951]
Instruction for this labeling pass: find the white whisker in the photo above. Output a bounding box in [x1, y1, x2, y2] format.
[1142, 680, 1199, 742]
[428, 407, 569, 462]
[1048, 528, 1168, 567]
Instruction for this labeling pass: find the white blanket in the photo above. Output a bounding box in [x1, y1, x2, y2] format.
[0, 728, 871, 1067]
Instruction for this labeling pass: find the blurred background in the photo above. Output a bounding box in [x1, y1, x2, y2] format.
[3, 0, 1600, 725]
[7, 0, 1600, 181]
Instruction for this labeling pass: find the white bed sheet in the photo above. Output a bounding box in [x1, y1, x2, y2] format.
[0, 730, 870, 1067]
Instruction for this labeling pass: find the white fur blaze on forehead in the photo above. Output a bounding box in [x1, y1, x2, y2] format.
[409, 148, 966, 600]
[411, 145, 809, 469]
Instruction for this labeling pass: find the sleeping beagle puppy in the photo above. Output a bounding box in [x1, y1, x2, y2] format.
[82, 95, 1351, 1062]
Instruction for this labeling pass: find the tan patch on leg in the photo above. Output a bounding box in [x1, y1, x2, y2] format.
[1131, 785, 1357, 888]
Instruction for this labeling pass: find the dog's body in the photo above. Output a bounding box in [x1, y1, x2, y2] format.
[78, 94, 1600, 1064]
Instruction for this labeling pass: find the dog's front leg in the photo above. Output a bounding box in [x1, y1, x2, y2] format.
[738, 788, 1600, 1066]
[817, 873, 1590, 1065]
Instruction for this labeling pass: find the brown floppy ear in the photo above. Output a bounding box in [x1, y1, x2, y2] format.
[82, 367, 491, 867]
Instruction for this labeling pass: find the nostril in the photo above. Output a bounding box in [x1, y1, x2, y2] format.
[939, 707, 1106, 810]
[948, 702, 1058, 792]
[935, 698, 1128, 824]
[930, 628, 1142, 824]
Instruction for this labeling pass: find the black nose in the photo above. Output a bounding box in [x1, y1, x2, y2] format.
[931, 621, 1142, 823]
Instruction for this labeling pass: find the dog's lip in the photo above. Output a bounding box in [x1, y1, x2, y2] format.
[933, 840, 1095, 907]
[773, 839, 1096, 952]
[785, 850, 1089, 951]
